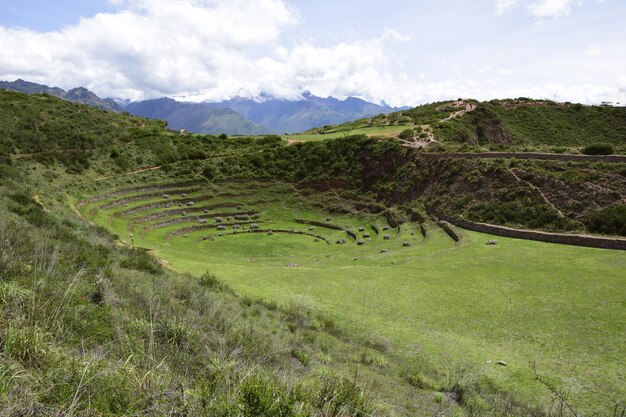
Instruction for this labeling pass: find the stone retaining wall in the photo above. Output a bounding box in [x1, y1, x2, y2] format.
[200, 229, 330, 244]
[77, 180, 205, 207]
[419, 152, 626, 163]
[100, 188, 202, 209]
[437, 220, 460, 242]
[434, 213, 626, 251]
[145, 211, 258, 230]
[130, 202, 243, 225]
[293, 219, 357, 240]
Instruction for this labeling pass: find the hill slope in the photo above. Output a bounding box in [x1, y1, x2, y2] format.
[0, 90, 625, 416]
[306, 98, 626, 152]
[0, 79, 122, 112]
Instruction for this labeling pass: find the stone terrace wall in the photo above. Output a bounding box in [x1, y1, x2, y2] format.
[419, 152, 626, 163]
[434, 213, 626, 251]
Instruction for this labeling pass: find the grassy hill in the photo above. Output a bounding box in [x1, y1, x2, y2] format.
[0, 79, 121, 112]
[0, 90, 625, 416]
[293, 98, 626, 154]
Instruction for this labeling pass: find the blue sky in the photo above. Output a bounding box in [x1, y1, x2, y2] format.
[0, 0, 624, 105]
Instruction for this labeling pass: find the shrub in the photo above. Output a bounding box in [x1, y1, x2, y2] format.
[398, 129, 415, 140]
[119, 248, 162, 275]
[309, 371, 370, 417]
[292, 348, 310, 366]
[198, 271, 226, 291]
[358, 350, 388, 369]
[582, 143, 614, 155]
[238, 373, 296, 417]
[202, 164, 216, 181]
[433, 392, 444, 404]
[156, 319, 191, 347]
[2, 324, 52, 367]
[587, 205, 626, 236]
[407, 372, 435, 390]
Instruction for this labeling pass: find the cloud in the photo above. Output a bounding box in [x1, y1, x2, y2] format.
[0, 0, 623, 107]
[495, 0, 519, 15]
[495, 0, 585, 18]
[0, 0, 421, 104]
[584, 45, 600, 57]
[0, 0, 300, 100]
[528, 0, 582, 18]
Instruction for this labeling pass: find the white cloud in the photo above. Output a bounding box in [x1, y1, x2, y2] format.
[0, 0, 421, 104]
[495, 0, 585, 18]
[528, 0, 582, 18]
[0, 0, 300, 100]
[495, 0, 519, 15]
[584, 45, 601, 57]
[0, 0, 623, 107]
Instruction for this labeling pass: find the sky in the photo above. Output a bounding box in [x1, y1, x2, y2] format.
[0, 0, 624, 106]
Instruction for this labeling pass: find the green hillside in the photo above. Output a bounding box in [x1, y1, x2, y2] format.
[1, 90, 625, 416]
[294, 98, 626, 153]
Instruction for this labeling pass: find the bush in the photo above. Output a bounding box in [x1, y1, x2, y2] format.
[582, 143, 614, 155]
[587, 205, 626, 236]
[2, 324, 52, 367]
[202, 164, 216, 180]
[407, 372, 435, 390]
[292, 348, 310, 366]
[398, 129, 415, 140]
[119, 248, 162, 275]
[238, 373, 297, 417]
[199, 271, 227, 291]
[309, 371, 370, 417]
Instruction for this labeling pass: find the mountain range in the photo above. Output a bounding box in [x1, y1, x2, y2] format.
[203, 92, 407, 133]
[0, 79, 121, 113]
[0, 79, 406, 135]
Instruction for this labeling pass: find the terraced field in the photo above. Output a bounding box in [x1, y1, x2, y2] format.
[283, 125, 410, 141]
[77, 178, 626, 415]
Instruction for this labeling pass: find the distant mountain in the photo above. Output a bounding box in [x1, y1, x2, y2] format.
[204, 92, 407, 133]
[125, 98, 271, 135]
[1, 79, 410, 135]
[0, 79, 122, 112]
[0, 79, 66, 97]
[64, 87, 121, 113]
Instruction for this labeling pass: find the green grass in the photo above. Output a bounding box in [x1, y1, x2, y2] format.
[4, 89, 626, 415]
[79, 179, 626, 415]
[283, 125, 411, 141]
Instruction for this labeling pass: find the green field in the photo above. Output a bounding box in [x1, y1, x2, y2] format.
[283, 125, 410, 141]
[78, 178, 626, 415]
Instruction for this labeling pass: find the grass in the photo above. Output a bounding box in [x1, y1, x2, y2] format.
[79, 178, 626, 415]
[283, 125, 411, 141]
[3, 89, 626, 415]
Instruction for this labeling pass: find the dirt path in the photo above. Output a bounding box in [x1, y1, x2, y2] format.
[508, 168, 565, 218]
[440, 100, 477, 122]
[401, 102, 475, 149]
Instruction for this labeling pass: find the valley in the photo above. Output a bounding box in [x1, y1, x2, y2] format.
[76, 174, 625, 416]
[0, 90, 624, 416]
